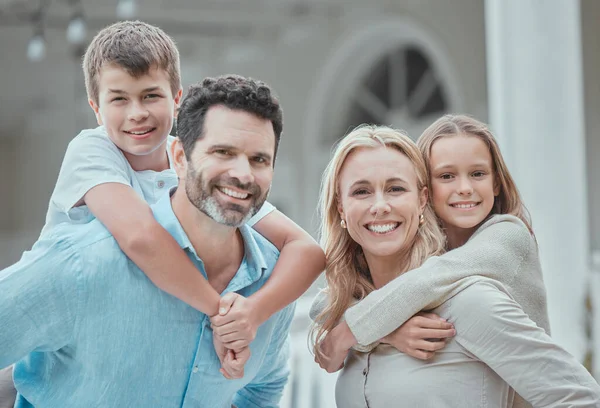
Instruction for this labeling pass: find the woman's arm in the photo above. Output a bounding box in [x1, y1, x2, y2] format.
[343, 215, 532, 346]
[85, 183, 221, 316]
[450, 281, 600, 407]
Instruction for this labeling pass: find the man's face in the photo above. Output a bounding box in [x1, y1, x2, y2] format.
[183, 105, 275, 227]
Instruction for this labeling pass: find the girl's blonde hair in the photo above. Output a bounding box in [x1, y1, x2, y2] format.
[311, 125, 446, 360]
[417, 114, 533, 233]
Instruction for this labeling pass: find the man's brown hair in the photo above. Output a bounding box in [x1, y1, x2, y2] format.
[83, 20, 181, 105]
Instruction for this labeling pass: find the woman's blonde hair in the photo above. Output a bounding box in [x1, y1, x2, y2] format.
[311, 125, 446, 360]
[417, 114, 533, 233]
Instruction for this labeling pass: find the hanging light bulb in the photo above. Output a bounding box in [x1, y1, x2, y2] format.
[116, 0, 137, 19]
[66, 15, 87, 45]
[27, 33, 46, 62]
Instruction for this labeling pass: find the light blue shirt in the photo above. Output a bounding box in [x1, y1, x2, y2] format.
[0, 192, 294, 408]
[41, 126, 274, 236]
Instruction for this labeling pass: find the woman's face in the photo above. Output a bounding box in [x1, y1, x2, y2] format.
[429, 134, 499, 237]
[337, 146, 426, 260]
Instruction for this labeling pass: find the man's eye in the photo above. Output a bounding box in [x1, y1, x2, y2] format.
[215, 150, 232, 156]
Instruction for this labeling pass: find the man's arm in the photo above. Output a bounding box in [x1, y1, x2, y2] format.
[0, 238, 78, 367]
[451, 281, 600, 406]
[343, 215, 531, 346]
[231, 304, 295, 408]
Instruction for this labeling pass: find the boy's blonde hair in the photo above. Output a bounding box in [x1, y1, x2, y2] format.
[83, 20, 181, 105]
[311, 125, 446, 360]
[417, 114, 533, 233]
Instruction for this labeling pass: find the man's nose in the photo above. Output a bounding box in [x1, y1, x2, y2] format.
[228, 157, 254, 186]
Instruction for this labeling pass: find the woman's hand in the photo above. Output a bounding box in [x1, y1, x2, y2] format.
[381, 312, 455, 360]
[314, 321, 357, 373]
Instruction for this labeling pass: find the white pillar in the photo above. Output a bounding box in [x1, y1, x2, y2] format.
[485, 0, 588, 360]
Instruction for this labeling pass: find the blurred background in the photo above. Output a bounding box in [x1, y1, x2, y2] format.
[0, 0, 599, 406]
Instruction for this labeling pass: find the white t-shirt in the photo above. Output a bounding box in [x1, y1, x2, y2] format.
[40, 126, 275, 237]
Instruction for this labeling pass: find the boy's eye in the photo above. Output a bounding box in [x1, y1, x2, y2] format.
[111, 97, 126, 102]
[145, 94, 160, 99]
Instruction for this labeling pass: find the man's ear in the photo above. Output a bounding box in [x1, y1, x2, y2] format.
[88, 99, 103, 126]
[173, 88, 183, 119]
[171, 139, 187, 180]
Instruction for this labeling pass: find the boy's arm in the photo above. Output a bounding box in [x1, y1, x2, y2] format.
[0, 240, 78, 367]
[211, 208, 324, 349]
[84, 183, 221, 316]
[250, 209, 325, 322]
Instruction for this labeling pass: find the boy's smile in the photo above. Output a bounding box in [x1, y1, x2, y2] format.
[89, 64, 182, 171]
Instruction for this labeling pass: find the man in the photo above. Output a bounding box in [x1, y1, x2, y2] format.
[0, 75, 294, 408]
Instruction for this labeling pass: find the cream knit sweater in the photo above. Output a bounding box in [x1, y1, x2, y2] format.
[335, 214, 553, 408]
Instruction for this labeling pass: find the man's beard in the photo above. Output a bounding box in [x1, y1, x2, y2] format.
[185, 165, 268, 227]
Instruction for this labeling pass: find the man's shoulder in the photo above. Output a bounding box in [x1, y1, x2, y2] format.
[243, 226, 280, 264]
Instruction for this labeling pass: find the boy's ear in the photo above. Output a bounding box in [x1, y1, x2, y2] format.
[171, 138, 187, 180]
[88, 99, 103, 126]
[173, 88, 183, 118]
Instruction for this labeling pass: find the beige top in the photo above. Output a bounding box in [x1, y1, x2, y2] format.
[312, 215, 600, 407]
[333, 281, 600, 407]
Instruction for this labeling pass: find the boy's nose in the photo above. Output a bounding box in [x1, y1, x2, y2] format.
[128, 103, 150, 122]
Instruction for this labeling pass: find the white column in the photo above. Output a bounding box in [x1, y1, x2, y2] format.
[485, 0, 588, 360]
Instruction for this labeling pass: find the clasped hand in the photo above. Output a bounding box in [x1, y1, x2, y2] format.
[210, 293, 261, 379]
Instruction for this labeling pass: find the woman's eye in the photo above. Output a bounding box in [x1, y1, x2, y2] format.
[353, 189, 369, 196]
[389, 186, 406, 193]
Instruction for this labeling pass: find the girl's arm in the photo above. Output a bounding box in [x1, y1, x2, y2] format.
[343, 215, 532, 346]
[211, 210, 325, 349]
[450, 281, 600, 406]
[85, 183, 221, 316]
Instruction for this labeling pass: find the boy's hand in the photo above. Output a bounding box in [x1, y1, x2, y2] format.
[380, 312, 455, 360]
[213, 332, 250, 379]
[211, 293, 260, 351]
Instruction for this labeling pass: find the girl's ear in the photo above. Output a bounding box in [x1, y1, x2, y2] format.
[493, 177, 501, 196]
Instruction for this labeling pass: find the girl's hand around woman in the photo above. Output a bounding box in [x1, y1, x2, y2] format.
[381, 312, 455, 360]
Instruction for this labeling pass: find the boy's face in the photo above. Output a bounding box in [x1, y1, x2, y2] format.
[89, 64, 182, 158]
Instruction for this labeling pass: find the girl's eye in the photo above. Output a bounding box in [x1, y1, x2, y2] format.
[439, 173, 454, 180]
[472, 171, 486, 178]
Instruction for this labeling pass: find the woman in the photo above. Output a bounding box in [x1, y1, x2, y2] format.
[311, 123, 600, 407]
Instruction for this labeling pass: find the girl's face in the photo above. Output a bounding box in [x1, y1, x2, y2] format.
[337, 146, 427, 261]
[429, 134, 499, 243]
